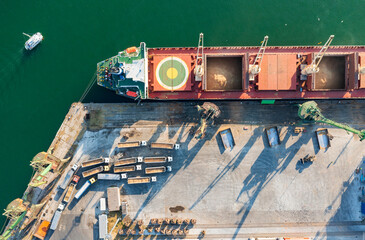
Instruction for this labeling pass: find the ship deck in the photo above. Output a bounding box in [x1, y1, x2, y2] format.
[97, 43, 147, 98]
[147, 46, 365, 100]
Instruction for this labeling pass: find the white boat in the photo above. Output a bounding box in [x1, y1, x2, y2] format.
[23, 32, 43, 50]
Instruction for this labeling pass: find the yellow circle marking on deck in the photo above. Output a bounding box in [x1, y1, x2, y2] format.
[166, 67, 178, 79]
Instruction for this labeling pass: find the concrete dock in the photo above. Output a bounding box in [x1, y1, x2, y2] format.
[41, 100, 365, 240]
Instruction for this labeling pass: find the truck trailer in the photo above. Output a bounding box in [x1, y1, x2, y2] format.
[50, 210, 62, 231]
[127, 176, 157, 184]
[114, 157, 142, 166]
[81, 157, 109, 168]
[117, 141, 147, 148]
[59, 164, 79, 190]
[63, 183, 76, 203]
[144, 156, 173, 164]
[150, 142, 180, 150]
[114, 166, 135, 173]
[74, 177, 96, 200]
[97, 173, 121, 180]
[82, 166, 104, 178]
[145, 166, 172, 174]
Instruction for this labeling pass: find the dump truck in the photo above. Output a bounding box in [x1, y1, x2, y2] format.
[74, 177, 96, 200]
[265, 126, 280, 147]
[117, 141, 147, 148]
[97, 173, 121, 180]
[33, 220, 50, 240]
[63, 183, 76, 203]
[316, 128, 331, 150]
[114, 166, 135, 173]
[127, 176, 157, 184]
[50, 210, 62, 231]
[81, 157, 109, 168]
[150, 142, 180, 150]
[59, 164, 79, 190]
[145, 166, 172, 174]
[114, 157, 139, 166]
[144, 156, 173, 164]
[82, 166, 104, 178]
[219, 128, 235, 150]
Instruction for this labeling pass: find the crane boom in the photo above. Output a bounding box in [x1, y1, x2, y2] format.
[298, 101, 365, 141]
[249, 35, 269, 76]
[194, 33, 204, 81]
[105, 217, 121, 239]
[301, 35, 335, 75]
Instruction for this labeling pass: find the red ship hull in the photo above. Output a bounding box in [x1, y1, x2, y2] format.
[147, 45, 365, 100]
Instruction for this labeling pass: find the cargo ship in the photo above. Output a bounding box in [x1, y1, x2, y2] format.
[96, 34, 365, 100]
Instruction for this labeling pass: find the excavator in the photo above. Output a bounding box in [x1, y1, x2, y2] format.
[194, 102, 221, 139]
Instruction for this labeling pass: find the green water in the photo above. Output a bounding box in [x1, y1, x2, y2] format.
[0, 0, 364, 228]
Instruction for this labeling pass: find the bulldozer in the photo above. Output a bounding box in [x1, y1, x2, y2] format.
[300, 155, 316, 164]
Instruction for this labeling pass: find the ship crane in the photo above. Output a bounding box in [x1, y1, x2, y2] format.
[249, 35, 269, 80]
[301, 35, 335, 75]
[194, 33, 204, 81]
[298, 101, 365, 141]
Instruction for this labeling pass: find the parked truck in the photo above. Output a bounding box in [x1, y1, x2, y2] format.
[144, 156, 173, 164]
[63, 183, 76, 203]
[145, 166, 172, 174]
[114, 166, 135, 173]
[81, 157, 109, 168]
[219, 128, 235, 150]
[72, 175, 80, 184]
[151, 142, 180, 150]
[127, 176, 157, 184]
[97, 173, 121, 180]
[74, 177, 96, 200]
[117, 141, 147, 148]
[50, 210, 62, 231]
[82, 166, 104, 178]
[59, 164, 79, 190]
[114, 157, 142, 166]
[265, 126, 280, 147]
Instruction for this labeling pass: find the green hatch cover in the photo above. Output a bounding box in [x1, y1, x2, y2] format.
[261, 100, 275, 104]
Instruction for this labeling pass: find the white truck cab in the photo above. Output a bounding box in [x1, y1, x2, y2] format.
[71, 164, 79, 172]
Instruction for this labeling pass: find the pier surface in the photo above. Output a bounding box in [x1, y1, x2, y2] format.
[25, 100, 365, 240]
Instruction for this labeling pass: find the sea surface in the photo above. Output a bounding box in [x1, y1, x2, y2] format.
[1, 0, 365, 228]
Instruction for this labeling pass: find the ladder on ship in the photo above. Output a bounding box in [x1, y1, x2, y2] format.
[194, 33, 204, 81]
[249, 35, 269, 80]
